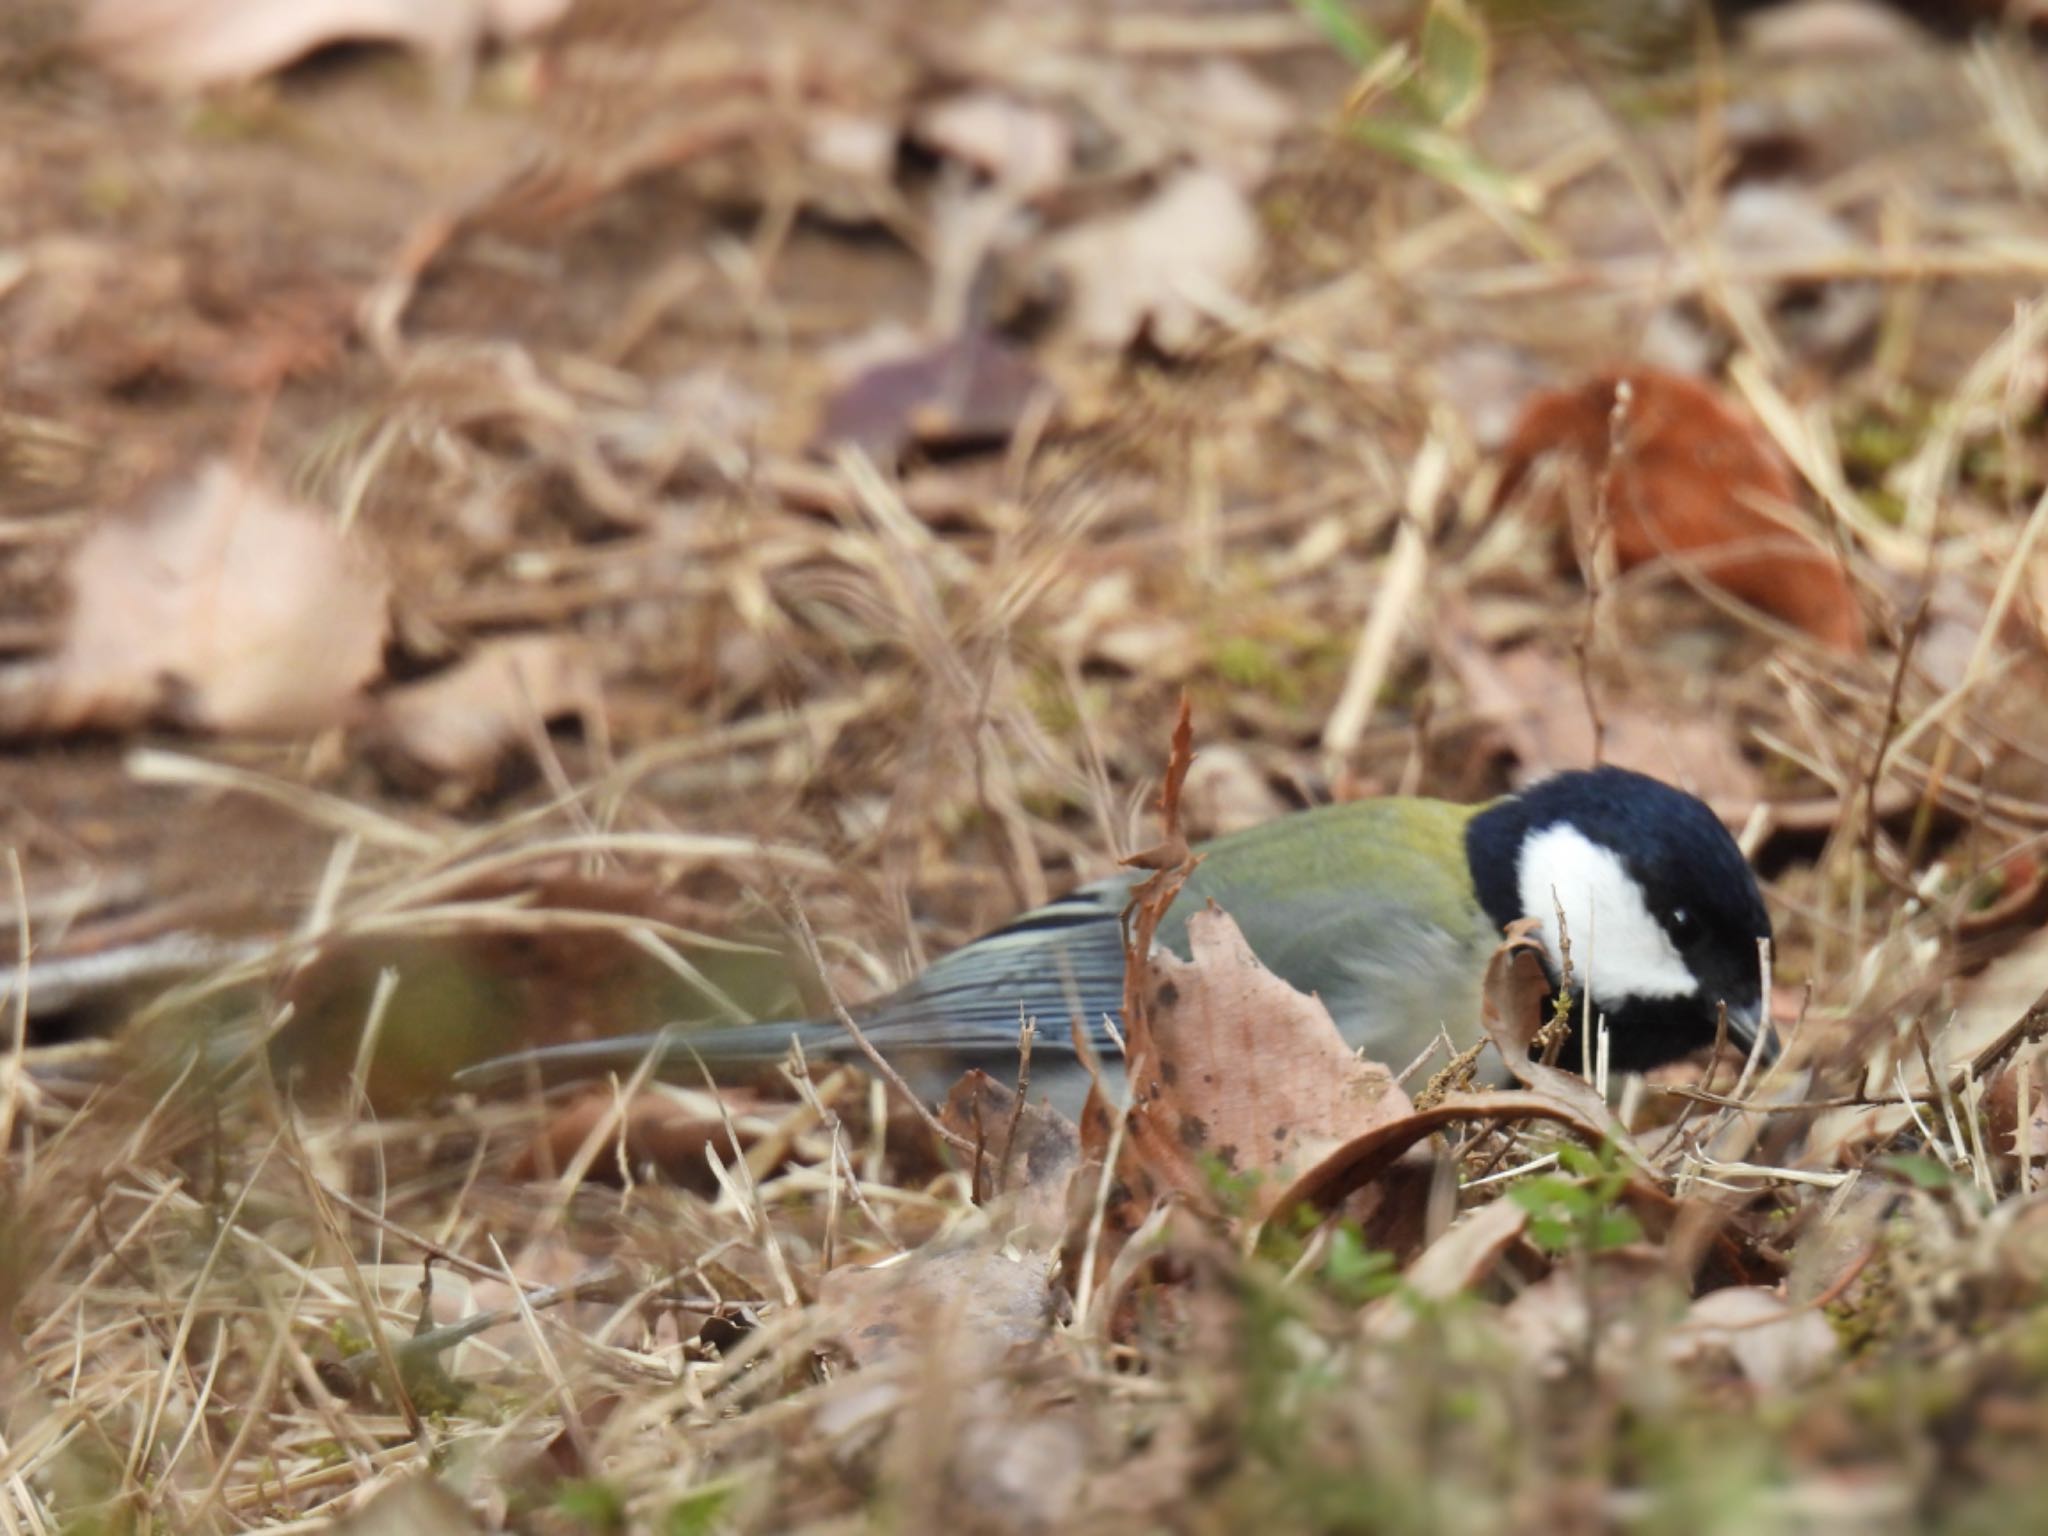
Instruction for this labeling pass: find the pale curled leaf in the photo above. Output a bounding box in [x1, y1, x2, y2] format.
[1364, 1195, 1531, 1340]
[1043, 170, 1261, 354]
[820, 1244, 1061, 1373]
[1670, 1287, 1838, 1394]
[1482, 927, 1647, 1163]
[366, 635, 601, 792]
[80, 0, 569, 91]
[1, 460, 389, 738]
[914, 92, 1074, 198]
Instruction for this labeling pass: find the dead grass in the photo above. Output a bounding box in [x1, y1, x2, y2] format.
[10, 1, 2048, 1531]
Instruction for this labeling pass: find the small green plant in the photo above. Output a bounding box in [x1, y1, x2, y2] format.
[1320, 1222, 1401, 1307]
[664, 1481, 738, 1536]
[555, 1479, 627, 1535]
[1508, 1141, 1643, 1255]
[1293, 0, 1557, 257]
[1879, 1151, 1954, 1192]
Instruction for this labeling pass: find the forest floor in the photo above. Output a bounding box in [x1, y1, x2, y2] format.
[9, 1, 2048, 1531]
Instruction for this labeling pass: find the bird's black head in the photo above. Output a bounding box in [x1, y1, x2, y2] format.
[1466, 766, 1772, 1073]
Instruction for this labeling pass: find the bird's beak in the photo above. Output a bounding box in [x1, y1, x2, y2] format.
[1724, 999, 1777, 1068]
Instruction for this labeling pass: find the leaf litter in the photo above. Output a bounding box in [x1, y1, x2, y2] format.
[12, 1, 2048, 1531]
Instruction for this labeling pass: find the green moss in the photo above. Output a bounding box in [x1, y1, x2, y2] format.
[555, 1480, 628, 1534]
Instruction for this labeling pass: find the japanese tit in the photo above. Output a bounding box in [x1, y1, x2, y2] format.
[460, 766, 1772, 1117]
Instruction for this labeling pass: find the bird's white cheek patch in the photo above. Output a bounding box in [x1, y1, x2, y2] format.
[1516, 824, 1697, 1004]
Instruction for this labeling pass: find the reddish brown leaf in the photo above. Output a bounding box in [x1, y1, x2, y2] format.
[1494, 369, 1864, 653]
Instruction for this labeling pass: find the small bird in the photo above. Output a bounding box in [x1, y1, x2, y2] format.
[459, 766, 1772, 1117]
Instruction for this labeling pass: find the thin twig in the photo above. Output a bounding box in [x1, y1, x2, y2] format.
[783, 895, 973, 1155]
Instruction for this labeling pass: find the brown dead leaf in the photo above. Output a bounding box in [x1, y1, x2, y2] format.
[512, 1086, 777, 1194]
[1043, 169, 1261, 354]
[1364, 1195, 1532, 1340]
[813, 331, 1055, 467]
[1984, 1055, 2048, 1175]
[81, 0, 568, 91]
[1117, 906, 1416, 1226]
[1270, 1092, 1612, 1218]
[0, 460, 390, 738]
[366, 635, 601, 795]
[1494, 369, 1865, 653]
[1437, 624, 1762, 823]
[1271, 934, 1652, 1218]
[941, 1072, 1083, 1244]
[1483, 926, 1646, 1150]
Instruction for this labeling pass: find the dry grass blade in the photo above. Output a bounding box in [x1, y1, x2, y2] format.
[16, 8, 2048, 1530]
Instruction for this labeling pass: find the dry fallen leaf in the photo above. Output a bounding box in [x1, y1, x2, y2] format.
[1437, 623, 1763, 824]
[0, 460, 390, 738]
[814, 1243, 1085, 1535]
[329, 1476, 481, 1536]
[1120, 905, 1417, 1227]
[1043, 169, 1261, 354]
[813, 330, 1055, 467]
[1494, 369, 1865, 653]
[366, 635, 601, 795]
[940, 1071, 1083, 1244]
[1669, 1286, 1839, 1394]
[821, 1244, 1062, 1373]
[1363, 1195, 1532, 1341]
[81, 0, 569, 91]
[1500, 1249, 1669, 1379]
[914, 92, 1073, 198]
[512, 1085, 779, 1194]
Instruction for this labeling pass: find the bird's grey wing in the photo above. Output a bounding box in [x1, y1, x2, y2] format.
[1159, 887, 1500, 1077]
[848, 886, 1129, 1061]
